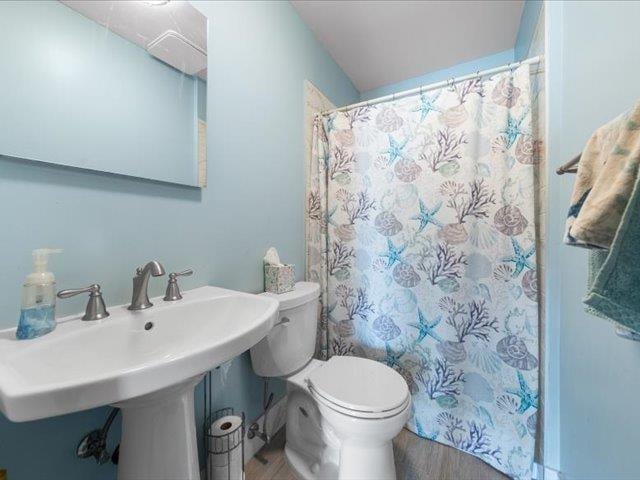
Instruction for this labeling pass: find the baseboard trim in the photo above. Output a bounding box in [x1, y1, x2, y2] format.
[534, 462, 562, 480]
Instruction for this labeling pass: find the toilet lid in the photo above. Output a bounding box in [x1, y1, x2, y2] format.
[307, 356, 409, 415]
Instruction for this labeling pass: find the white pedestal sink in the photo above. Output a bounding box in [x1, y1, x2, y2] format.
[0, 286, 279, 480]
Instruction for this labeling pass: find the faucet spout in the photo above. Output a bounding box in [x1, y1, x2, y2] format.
[142, 261, 165, 277]
[128, 261, 166, 311]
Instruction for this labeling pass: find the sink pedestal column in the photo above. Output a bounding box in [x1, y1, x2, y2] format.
[114, 375, 204, 480]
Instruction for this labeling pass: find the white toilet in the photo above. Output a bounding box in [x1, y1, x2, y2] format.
[250, 282, 411, 480]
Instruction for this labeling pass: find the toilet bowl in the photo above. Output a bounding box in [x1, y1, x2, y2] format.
[250, 282, 411, 480]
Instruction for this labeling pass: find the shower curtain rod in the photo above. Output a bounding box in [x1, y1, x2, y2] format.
[321, 54, 544, 115]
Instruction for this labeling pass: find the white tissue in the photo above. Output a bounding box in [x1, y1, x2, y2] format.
[207, 415, 244, 480]
[264, 247, 282, 266]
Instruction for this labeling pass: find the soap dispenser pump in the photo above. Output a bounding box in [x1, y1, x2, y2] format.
[16, 248, 62, 340]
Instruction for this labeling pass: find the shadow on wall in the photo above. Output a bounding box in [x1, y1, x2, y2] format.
[0, 406, 122, 480]
[0, 155, 202, 203]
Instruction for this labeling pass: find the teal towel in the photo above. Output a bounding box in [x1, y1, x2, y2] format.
[585, 250, 608, 320]
[584, 165, 640, 333]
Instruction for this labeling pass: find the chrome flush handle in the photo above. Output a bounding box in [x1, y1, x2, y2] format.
[57, 284, 110, 321]
[163, 269, 193, 301]
[274, 316, 290, 328]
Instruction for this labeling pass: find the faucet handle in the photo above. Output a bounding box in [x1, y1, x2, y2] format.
[170, 269, 193, 279]
[163, 269, 193, 302]
[57, 284, 110, 321]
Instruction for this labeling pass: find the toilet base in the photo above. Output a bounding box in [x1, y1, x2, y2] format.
[285, 440, 396, 480]
[337, 440, 396, 480]
[285, 444, 339, 480]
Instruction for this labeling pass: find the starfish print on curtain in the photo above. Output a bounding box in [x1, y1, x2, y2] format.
[306, 65, 539, 479]
[412, 199, 443, 233]
[409, 309, 444, 343]
[412, 91, 442, 122]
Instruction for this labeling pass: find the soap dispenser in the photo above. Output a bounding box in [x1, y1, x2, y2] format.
[16, 248, 62, 340]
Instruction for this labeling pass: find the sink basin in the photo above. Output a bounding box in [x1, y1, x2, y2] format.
[0, 286, 279, 479]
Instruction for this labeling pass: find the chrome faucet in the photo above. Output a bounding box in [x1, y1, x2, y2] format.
[128, 261, 165, 311]
[57, 284, 110, 321]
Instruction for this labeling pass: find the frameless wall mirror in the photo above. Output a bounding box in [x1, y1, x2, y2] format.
[0, 0, 208, 187]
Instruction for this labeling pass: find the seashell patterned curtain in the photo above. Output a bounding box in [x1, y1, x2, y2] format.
[306, 64, 539, 479]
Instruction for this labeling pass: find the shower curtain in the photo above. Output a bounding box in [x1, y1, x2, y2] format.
[306, 65, 539, 479]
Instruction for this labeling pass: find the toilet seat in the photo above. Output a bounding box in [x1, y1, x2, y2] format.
[307, 356, 410, 419]
[310, 386, 411, 419]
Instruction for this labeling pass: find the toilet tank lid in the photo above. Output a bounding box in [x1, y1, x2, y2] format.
[261, 282, 320, 310]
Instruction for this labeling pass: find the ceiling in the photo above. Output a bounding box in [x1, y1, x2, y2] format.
[60, 0, 207, 78]
[291, 0, 524, 93]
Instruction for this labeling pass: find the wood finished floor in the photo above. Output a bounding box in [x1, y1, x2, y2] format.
[246, 428, 508, 480]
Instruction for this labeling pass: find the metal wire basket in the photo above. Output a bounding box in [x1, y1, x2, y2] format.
[204, 372, 245, 480]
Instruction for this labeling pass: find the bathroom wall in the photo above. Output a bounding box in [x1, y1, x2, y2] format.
[358, 0, 544, 102]
[0, 2, 358, 479]
[514, 0, 543, 61]
[0, 1, 201, 186]
[546, 2, 640, 478]
[359, 49, 515, 101]
[516, 1, 548, 466]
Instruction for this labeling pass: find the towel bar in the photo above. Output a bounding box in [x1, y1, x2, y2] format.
[556, 154, 580, 175]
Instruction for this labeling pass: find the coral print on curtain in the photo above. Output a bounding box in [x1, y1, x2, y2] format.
[306, 65, 538, 479]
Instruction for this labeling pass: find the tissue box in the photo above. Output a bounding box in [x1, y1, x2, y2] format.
[264, 263, 295, 294]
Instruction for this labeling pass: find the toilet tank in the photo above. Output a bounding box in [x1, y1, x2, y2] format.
[250, 282, 320, 377]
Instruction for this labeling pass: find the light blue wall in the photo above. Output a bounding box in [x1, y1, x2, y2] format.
[0, 1, 202, 186]
[546, 2, 640, 478]
[543, 3, 561, 470]
[359, 49, 515, 101]
[514, 1, 543, 61]
[0, 1, 358, 478]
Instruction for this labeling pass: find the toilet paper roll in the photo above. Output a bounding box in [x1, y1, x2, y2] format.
[207, 415, 243, 480]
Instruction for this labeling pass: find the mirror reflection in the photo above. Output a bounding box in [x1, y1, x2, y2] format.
[0, 0, 207, 186]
